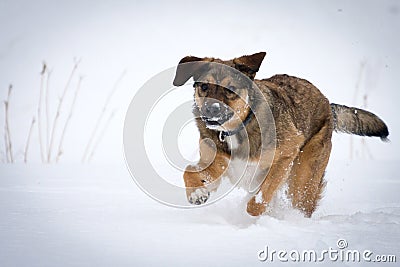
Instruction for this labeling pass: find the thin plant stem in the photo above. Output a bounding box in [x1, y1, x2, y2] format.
[88, 110, 116, 163]
[24, 117, 36, 163]
[4, 85, 13, 163]
[45, 69, 52, 154]
[3, 86, 9, 163]
[47, 59, 80, 162]
[352, 61, 366, 105]
[82, 70, 126, 163]
[38, 63, 47, 162]
[350, 61, 366, 160]
[4, 129, 9, 162]
[56, 76, 83, 163]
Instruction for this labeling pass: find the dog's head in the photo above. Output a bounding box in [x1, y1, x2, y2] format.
[173, 52, 266, 131]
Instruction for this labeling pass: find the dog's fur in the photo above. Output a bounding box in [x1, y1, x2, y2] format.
[173, 52, 389, 217]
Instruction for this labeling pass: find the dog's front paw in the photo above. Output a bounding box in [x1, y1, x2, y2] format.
[246, 195, 267, 216]
[187, 187, 210, 205]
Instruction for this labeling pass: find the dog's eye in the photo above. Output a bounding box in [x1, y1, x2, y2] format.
[227, 85, 236, 92]
[201, 83, 209, 91]
[225, 86, 238, 99]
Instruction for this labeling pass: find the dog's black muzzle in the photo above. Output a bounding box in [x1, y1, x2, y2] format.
[200, 100, 233, 126]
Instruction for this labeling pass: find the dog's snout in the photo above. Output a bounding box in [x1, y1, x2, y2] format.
[200, 100, 233, 126]
[205, 102, 221, 118]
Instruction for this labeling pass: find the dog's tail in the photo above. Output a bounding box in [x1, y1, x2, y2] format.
[330, 103, 389, 141]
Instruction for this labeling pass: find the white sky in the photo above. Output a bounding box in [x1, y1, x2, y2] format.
[0, 0, 399, 163]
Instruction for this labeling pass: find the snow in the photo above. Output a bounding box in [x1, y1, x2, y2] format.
[255, 191, 263, 204]
[0, 161, 399, 266]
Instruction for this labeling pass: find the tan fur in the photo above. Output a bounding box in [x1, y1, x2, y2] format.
[287, 123, 331, 217]
[174, 52, 389, 217]
[184, 147, 228, 198]
[194, 75, 251, 131]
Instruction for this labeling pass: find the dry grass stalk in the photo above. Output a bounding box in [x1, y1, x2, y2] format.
[88, 109, 116, 163]
[38, 63, 47, 162]
[350, 61, 366, 160]
[82, 70, 126, 163]
[47, 59, 80, 162]
[4, 85, 13, 163]
[45, 69, 52, 155]
[3, 131, 8, 162]
[24, 117, 36, 163]
[56, 76, 83, 163]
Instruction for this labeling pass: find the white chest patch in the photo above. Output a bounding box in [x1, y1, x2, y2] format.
[225, 135, 240, 151]
[225, 158, 269, 194]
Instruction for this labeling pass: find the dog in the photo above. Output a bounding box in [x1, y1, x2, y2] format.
[172, 52, 389, 217]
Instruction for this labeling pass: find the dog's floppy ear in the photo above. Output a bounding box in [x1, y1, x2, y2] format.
[173, 56, 208, 86]
[233, 52, 266, 79]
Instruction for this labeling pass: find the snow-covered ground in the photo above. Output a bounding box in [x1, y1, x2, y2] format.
[0, 161, 398, 266]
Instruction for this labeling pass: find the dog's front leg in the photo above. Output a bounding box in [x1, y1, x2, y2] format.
[184, 139, 229, 205]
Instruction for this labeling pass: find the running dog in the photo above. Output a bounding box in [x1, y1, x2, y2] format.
[173, 52, 389, 217]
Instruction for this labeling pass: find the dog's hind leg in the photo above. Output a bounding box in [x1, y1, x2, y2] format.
[246, 154, 297, 216]
[246, 133, 304, 216]
[287, 123, 332, 217]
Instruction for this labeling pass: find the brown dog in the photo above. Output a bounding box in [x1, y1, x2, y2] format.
[173, 52, 389, 217]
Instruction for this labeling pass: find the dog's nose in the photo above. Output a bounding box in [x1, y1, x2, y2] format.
[205, 102, 221, 118]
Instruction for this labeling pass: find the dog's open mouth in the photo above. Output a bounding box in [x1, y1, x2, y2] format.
[202, 117, 222, 126]
[200, 113, 233, 129]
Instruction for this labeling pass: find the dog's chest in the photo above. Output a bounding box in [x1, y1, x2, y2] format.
[223, 135, 268, 193]
[225, 135, 240, 151]
[226, 158, 267, 193]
